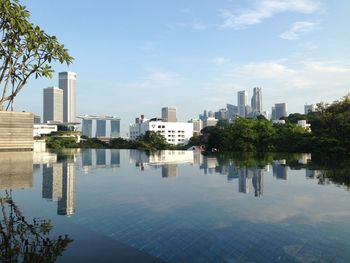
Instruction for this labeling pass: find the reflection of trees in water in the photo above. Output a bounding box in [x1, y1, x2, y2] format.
[311, 154, 350, 189]
[0, 190, 72, 262]
[205, 152, 350, 189]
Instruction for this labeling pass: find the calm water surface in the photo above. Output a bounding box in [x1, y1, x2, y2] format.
[1, 149, 350, 262]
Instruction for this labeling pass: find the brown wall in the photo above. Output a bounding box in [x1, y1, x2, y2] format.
[0, 111, 33, 150]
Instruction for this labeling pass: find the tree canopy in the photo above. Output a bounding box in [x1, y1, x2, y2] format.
[0, 0, 73, 110]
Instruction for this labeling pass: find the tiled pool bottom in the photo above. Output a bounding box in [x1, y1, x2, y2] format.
[73, 202, 350, 263]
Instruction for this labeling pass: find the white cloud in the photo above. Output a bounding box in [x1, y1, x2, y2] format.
[220, 0, 320, 29]
[280, 21, 318, 40]
[211, 57, 231, 65]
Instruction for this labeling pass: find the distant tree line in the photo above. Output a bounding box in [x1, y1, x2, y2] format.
[193, 94, 350, 154]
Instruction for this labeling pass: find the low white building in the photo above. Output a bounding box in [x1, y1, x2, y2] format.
[297, 120, 311, 132]
[33, 124, 58, 137]
[130, 118, 193, 145]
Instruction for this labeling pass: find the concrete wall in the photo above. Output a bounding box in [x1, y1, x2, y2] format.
[0, 111, 34, 150]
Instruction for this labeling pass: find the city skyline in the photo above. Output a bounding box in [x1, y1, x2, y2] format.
[13, 0, 350, 135]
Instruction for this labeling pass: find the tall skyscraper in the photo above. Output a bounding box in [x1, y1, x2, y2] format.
[161, 106, 177, 122]
[274, 103, 287, 120]
[226, 104, 238, 119]
[43, 87, 63, 123]
[251, 87, 263, 113]
[237, 90, 248, 117]
[59, 72, 76, 123]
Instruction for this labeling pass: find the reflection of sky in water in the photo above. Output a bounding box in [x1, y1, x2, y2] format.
[2, 150, 350, 262]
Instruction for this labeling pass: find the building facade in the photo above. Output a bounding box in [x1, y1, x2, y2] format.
[59, 72, 76, 123]
[304, 104, 316, 114]
[274, 103, 287, 120]
[237, 90, 248, 117]
[161, 106, 177, 122]
[251, 87, 262, 113]
[129, 119, 193, 145]
[43, 87, 63, 123]
[78, 115, 121, 139]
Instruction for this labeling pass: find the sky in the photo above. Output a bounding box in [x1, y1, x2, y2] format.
[15, 0, 350, 136]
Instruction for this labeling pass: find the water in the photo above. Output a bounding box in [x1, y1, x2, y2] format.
[1, 149, 350, 262]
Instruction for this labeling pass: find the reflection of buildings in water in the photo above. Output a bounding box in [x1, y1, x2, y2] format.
[42, 163, 63, 201]
[298, 153, 312, 165]
[193, 151, 203, 166]
[96, 149, 106, 166]
[81, 149, 121, 173]
[238, 168, 252, 194]
[42, 160, 76, 216]
[130, 150, 194, 173]
[0, 152, 33, 190]
[272, 160, 288, 180]
[148, 151, 194, 165]
[227, 166, 239, 181]
[200, 157, 218, 174]
[306, 169, 322, 179]
[162, 164, 178, 178]
[33, 151, 57, 165]
[252, 169, 264, 197]
[58, 162, 76, 216]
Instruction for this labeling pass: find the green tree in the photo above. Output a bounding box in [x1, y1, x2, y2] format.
[0, 0, 73, 110]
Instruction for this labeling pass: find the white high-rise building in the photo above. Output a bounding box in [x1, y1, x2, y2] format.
[59, 72, 76, 123]
[237, 90, 248, 117]
[43, 87, 63, 123]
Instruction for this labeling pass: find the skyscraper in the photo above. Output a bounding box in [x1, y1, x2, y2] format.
[43, 87, 63, 123]
[274, 103, 287, 120]
[161, 106, 177, 122]
[237, 90, 248, 117]
[251, 87, 262, 113]
[59, 72, 76, 123]
[304, 104, 316, 114]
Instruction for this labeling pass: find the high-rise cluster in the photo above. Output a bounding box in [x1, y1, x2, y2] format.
[43, 71, 77, 123]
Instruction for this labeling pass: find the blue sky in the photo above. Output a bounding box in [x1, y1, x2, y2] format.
[16, 0, 350, 135]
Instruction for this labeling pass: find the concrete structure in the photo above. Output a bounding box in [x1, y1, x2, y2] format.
[33, 124, 58, 137]
[129, 117, 193, 145]
[59, 72, 77, 123]
[0, 111, 33, 150]
[274, 103, 287, 120]
[188, 119, 202, 136]
[237, 90, 248, 117]
[161, 106, 177, 122]
[304, 104, 316, 114]
[78, 115, 121, 139]
[43, 87, 63, 123]
[34, 115, 41, 124]
[203, 117, 218, 128]
[251, 87, 263, 114]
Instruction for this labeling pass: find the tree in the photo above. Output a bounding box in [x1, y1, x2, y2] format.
[0, 0, 73, 110]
